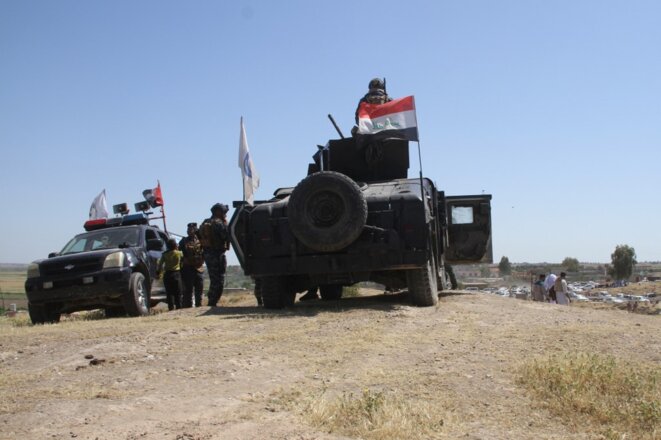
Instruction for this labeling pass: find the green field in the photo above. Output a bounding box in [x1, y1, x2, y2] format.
[0, 270, 26, 295]
[0, 270, 27, 310]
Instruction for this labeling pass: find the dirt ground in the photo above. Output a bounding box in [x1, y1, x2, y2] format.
[0, 289, 658, 440]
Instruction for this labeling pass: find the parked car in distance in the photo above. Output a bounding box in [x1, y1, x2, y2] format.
[568, 291, 589, 302]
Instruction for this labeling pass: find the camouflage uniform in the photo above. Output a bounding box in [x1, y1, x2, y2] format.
[199, 205, 230, 307]
[179, 230, 205, 308]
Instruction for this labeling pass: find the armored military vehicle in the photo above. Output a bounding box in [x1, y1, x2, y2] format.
[229, 133, 492, 309]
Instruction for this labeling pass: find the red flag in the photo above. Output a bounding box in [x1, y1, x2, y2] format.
[153, 181, 164, 207]
[142, 181, 164, 208]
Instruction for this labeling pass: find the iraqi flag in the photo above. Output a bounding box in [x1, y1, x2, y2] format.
[357, 95, 419, 141]
[143, 181, 164, 208]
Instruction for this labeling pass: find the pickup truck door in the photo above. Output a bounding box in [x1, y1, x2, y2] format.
[443, 195, 493, 264]
[144, 229, 166, 295]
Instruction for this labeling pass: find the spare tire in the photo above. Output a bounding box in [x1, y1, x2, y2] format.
[288, 171, 367, 252]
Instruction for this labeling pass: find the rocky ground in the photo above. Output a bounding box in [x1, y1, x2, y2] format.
[0, 289, 658, 440]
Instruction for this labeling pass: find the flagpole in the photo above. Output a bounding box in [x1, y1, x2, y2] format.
[416, 140, 426, 211]
[416, 139, 436, 265]
[158, 180, 168, 234]
[240, 117, 246, 204]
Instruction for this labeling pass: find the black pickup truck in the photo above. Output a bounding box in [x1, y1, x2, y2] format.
[25, 213, 169, 324]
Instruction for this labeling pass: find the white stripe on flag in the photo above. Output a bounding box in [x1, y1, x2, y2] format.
[358, 109, 417, 134]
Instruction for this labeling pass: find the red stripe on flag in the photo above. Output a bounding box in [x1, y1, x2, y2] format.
[154, 182, 164, 206]
[358, 95, 415, 119]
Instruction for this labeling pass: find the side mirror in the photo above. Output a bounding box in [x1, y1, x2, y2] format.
[146, 238, 164, 251]
[48, 252, 60, 258]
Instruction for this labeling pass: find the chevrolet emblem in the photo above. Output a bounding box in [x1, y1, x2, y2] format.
[64, 264, 75, 270]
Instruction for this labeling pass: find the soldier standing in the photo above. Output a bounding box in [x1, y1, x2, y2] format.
[179, 222, 205, 308]
[199, 203, 230, 307]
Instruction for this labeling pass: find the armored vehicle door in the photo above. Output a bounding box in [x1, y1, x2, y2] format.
[443, 195, 492, 264]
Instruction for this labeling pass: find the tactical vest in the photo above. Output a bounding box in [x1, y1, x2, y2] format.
[181, 237, 204, 267]
[199, 218, 228, 251]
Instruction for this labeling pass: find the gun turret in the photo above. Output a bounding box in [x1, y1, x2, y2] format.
[309, 136, 409, 183]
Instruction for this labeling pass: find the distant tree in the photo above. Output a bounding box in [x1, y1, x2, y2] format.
[498, 256, 512, 276]
[610, 245, 637, 281]
[562, 257, 580, 272]
[480, 265, 491, 278]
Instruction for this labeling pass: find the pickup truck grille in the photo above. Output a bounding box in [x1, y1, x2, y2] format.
[41, 259, 104, 277]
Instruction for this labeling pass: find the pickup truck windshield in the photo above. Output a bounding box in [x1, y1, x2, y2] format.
[60, 228, 140, 255]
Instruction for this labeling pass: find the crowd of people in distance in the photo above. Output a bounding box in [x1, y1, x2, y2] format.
[157, 203, 230, 310]
[531, 272, 571, 305]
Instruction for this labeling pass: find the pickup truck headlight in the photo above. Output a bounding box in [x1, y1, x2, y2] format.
[103, 252, 126, 269]
[27, 263, 40, 278]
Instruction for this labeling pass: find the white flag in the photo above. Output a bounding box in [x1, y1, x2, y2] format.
[89, 189, 109, 219]
[239, 117, 260, 205]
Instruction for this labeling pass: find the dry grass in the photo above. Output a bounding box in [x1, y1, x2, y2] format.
[517, 352, 661, 439]
[0, 370, 129, 414]
[304, 388, 446, 439]
[269, 387, 450, 440]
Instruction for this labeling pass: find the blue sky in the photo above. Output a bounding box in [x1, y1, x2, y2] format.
[1, 0, 660, 265]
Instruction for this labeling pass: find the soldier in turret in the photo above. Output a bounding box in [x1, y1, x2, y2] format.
[354, 77, 392, 126]
[199, 203, 230, 307]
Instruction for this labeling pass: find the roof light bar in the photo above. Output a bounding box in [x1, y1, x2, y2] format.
[84, 218, 107, 231]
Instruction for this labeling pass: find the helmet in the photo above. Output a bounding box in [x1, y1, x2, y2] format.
[368, 78, 385, 90]
[210, 203, 229, 215]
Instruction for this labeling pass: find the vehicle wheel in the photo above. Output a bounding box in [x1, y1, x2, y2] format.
[319, 285, 343, 301]
[288, 171, 367, 252]
[445, 264, 458, 289]
[254, 277, 263, 306]
[407, 254, 439, 307]
[261, 276, 295, 309]
[28, 303, 61, 325]
[104, 307, 126, 318]
[123, 272, 150, 317]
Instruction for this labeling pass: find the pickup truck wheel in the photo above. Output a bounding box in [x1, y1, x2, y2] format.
[320, 285, 343, 301]
[28, 303, 61, 325]
[123, 272, 150, 317]
[289, 171, 367, 252]
[261, 276, 295, 309]
[407, 255, 439, 307]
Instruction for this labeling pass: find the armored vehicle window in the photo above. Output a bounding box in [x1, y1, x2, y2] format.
[451, 206, 474, 225]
